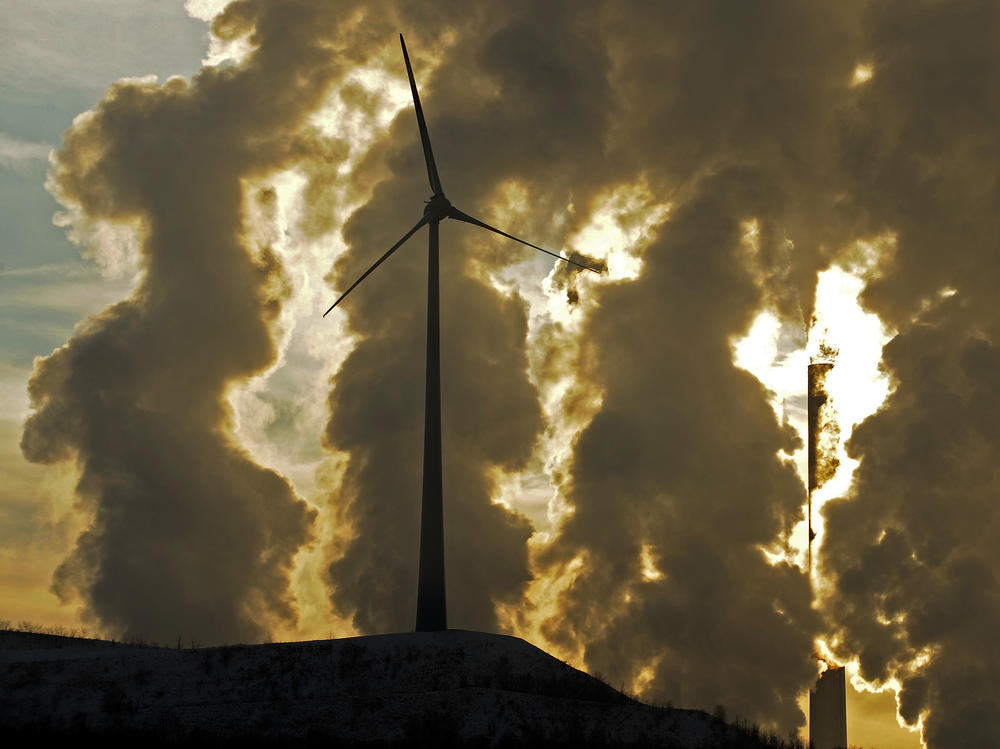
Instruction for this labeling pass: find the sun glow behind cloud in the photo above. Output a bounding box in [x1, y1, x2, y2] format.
[808, 244, 960, 749]
[491, 182, 669, 659]
[731, 234, 933, 746]
[852, 63, 874, 87]
[221, 42, 428, 642]
[489, 182, 670, 533]
[731, 237, 896, 569]
[804, 238, 896, 580]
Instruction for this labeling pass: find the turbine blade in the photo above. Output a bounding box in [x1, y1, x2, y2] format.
[400, 34, 443, 195]
[446, 206, 603, 274]
[323, 215, 430, 316]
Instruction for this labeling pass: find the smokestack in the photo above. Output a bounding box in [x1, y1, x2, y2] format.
[810, 666, 847, 749]
[807, 361, 834, 576]
[807, 362, 846, 749]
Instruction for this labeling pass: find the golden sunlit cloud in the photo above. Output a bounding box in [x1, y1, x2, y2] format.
[222, 39, 432, 641]
[639, 542, 665, 582]
[852, 63, 874, 86]
[10, 2, 990, 744]
[496, 552, 586, 666]
[631, 662, 659, 698]
[490, 181, 670, 656]
[568, 183, 671, 283]
[731, 310, 807, 453]
[730, 233, 928, 746]
[489, 181, 670, 529]
[731, 236, 897, 571]
[223, 172, 359, 643]
[806, 241, 897, 573]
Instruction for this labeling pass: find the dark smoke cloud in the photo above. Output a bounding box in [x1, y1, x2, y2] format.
[324, 184, 542, 630]
[538, 173, 821, 730]
[316, 0, 646, 635]
[324, 0, 861, 732]
[21, 0, 999, 742]
[18, 0, 375, 644]
[595, 0, 866, 322]
[821, 306, 1000, 749]
[510, 0, 866, 732]
[818, 2, 1000, 747]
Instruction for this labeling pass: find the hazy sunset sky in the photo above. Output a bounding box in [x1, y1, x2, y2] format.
[3, 2, 999, 748]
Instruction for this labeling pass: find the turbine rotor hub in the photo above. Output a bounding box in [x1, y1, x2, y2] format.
[423, 193, 452, 221]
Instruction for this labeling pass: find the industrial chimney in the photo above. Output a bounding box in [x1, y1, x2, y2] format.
[807, 361, 834, 575]
[810, 666, 848, 749]
[807, 361, 847, 749]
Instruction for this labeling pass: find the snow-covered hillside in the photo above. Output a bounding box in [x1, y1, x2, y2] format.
[1, 628, 797, 747]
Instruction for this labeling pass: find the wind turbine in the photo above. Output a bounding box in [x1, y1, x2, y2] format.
[324, 34, 601, 633]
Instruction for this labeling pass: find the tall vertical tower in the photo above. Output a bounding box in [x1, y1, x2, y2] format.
[807, 361, 834, 576]
[810, 666, 848, 749]
[324, 35, 601, 634]
[807, 362, 847, 749]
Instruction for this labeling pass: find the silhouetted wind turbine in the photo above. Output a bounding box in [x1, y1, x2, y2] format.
[324, 34, 602, 633]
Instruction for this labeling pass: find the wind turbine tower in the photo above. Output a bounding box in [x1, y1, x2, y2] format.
[324, 35, 601, 632]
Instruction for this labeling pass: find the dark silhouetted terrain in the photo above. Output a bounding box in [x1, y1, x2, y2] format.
[1, 628, 804, 747]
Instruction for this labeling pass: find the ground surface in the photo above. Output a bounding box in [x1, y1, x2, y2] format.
[1, 628, 794, 747]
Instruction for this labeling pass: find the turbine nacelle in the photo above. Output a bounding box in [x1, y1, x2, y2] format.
[423, 193, 453, 221]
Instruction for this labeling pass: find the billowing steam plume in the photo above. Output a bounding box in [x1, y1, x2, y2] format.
[322, 6, 618, 633]
[19, 2, 1000, 745]
[515, 1, 867, 732]
[18, 0, 374, 644]
[818, 3, 1000, 747]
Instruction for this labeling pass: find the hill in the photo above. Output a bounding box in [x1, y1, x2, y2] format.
[1, 628, 800, 747]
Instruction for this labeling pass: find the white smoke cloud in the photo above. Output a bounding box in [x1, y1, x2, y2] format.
[0, 133, 51, 172]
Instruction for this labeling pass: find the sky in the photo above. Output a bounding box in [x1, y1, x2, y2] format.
[2, 2, 998, 747]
